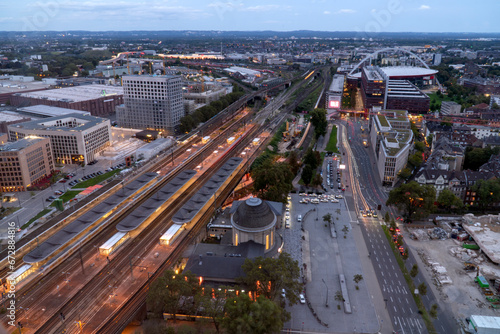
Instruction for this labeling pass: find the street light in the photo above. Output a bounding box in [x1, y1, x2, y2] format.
[321, 279, 329, 307]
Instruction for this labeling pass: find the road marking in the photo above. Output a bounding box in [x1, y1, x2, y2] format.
[392, 265, 395, 270]
[381, 271, 384, 277]
[405, 298, 409, 304]
[394, 306, 397, 312]
[379, 264, 381, 269]
[390, 296, 394, 302]
[384, 279, 387, 284]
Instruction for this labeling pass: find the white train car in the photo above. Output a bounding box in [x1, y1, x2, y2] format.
[99, 232, 128, 256]
[160, 224, 184, 246]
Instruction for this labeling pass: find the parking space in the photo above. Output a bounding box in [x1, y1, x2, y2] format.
[282, 192, 379, 333]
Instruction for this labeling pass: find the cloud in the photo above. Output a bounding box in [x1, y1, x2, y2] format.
[323, 11, 331, 15]
[336, 9, 356, 14]
[242, 5, 288, 12]
[419, 5, 430, 10]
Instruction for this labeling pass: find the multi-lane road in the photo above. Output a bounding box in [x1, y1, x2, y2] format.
[339, 117, 458, 334]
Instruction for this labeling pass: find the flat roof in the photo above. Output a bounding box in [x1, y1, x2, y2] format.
[116, 170, 197, 232]
[0, 79, 51, 94]
[23, 173, 158, 264]
[463, 216, 500, 264]
[0, 136, 46, 151]
[363, 67, 383, 81]
[381, 66, 438, 78]
[329, 74, 344, 92]
[0, 111, 30, 123]
[172, 157, 243, 224]
[470, 315, 500, 329]
[16, 84, 123, 103]
[9, 113, 109, 132]
[18, 105, 91, 118]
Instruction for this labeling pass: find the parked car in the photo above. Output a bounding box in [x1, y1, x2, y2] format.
[299, 294, 306, 304]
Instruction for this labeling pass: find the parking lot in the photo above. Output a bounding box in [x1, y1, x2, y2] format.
[282, 188, 379, 333]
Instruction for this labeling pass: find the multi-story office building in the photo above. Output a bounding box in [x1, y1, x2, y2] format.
[385, 80, 430, 114]
[326, 74, 344, 111]
[440, 101, 462, 115]
[0, 136, 54, 192]
[360, 66, 386, 109]
[8, 114, 111, 165]
[117, 75, 183, 135]
[369, 110, 413, 186]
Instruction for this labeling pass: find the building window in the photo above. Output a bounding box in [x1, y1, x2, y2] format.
[265, 235, 269, 250]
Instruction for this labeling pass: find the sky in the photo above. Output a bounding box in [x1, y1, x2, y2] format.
[0, 0, 498, 33]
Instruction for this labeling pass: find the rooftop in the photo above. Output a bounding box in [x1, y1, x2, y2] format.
[16, 84, 123, 103]
[0, 111, 29, 123]
[462, 214, 500, 264]
[329, 74, 344, 92]
[17, 105, 91, 118]
[9, 113, 109, 132]
[0, 136, 46, 152]
[0, 78, 51, 94]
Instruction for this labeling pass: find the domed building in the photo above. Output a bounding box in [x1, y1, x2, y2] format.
[230, 197, 281, 253]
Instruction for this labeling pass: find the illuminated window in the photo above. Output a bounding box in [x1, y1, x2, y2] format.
[235, 233, 238, 246]
[265, 235, 269, 250]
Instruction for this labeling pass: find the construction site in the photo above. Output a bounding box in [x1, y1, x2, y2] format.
[403, 214, 500, 328]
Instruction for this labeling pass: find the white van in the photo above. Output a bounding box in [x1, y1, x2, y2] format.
[297, 214, 302, 222]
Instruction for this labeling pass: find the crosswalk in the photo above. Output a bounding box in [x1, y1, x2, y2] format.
[395, 315, 424, 334]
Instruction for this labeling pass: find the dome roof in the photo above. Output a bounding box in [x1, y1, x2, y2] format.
[232, 198, 275, 229]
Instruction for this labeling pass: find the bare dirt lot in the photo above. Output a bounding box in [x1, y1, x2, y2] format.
[405, 233, 500, 324]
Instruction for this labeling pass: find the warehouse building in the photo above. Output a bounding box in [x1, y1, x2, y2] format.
[10, 84, 123, 117]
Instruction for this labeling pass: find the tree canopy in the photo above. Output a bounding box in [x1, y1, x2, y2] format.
[437, 189, 463, 211]
[310, 108, 328, 139]
[386, 181, 436, 223]
[146, 270, 201, 320]
[472, 179, 500, 212]
[221, 295, 283, 334]
[237, 252, 302, 306]
[252, 159, 294, 203]
[464, 147, 500, 171]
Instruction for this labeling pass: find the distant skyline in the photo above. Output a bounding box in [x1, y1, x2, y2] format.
[0, 0, 498, 33]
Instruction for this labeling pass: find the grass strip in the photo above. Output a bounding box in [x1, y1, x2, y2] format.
[22, 208, 51, 229]
[382, 225, 436, 333]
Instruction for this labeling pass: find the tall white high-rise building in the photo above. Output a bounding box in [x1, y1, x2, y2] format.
[117, 75, 183, 134]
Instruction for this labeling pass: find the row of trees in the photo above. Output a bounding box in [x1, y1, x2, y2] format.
[179, 87, 245, 133]
[309, 108, 328, 139]
[301, 148, 322, 187]
[146, 253, 301, 333]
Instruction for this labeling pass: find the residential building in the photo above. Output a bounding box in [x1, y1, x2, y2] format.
[0, 136, 54, 192]
[427, 135, 466, 171]
[440, 101, 462, 115]
[369, 110, 413, 186]
[8, 113, 111, 165]
[10, 84, 123, 117]
[117, 75, 183, 135]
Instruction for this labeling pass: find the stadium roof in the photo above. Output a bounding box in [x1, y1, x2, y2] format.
[350, 66, 438, 79]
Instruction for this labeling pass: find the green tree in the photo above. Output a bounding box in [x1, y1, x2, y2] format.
[310, 108, 328, 139]
[437, 189, 464, 211]
[414, 141, 426, 152]
[410, 264, 419, 278]
[303, 148, 320, 170]
[323, 213, 332, 224]
[311, 173, 322, 188]
[472, 179, 500, 212]
[353, 274, 363, 284]
[384, 212, 390, 223]
[418, 282, 427, 296]
[287, 150, 301, 175]
[386, 181, 436, 223]
[301, 164, 313, 186]
[199, 287, 235, 333]
[146, 270, 201, 320]
[408, 152, 423, 169]
[222, 295, 284, 334]
[334, 290, 344, 308]
[426, 134, 433, 147]
[464, 146, 500, 170]
[430, 304, 438, 319]
[237, 252, 302, 306]
[398, 167, 412, 181]
[252, 159, 294, 203]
